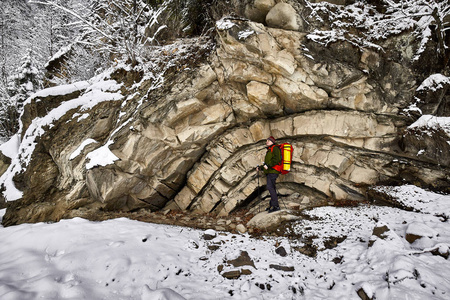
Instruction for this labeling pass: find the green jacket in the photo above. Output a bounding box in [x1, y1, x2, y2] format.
[264, 145, 282, 174]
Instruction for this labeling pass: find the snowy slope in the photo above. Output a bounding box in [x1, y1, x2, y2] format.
[1, 185, 449, 300]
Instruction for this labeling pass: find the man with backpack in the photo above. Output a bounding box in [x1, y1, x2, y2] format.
[257, 136, 282, 213]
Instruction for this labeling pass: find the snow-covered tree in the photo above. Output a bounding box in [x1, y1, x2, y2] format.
[7, 52, 41, 113]
[0, 1, 34, 87]
[376, 0, 449, 64]
[29, 0, 215, 66]
[306, 0, 450, 67]
[0, 90, 19, 142]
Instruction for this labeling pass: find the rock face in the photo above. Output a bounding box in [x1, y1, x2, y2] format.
[1, 0, 449, 226]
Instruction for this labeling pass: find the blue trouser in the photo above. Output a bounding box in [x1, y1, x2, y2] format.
[267, 173, 279, 208]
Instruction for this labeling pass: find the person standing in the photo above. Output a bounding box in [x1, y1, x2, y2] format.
[257, 136, 282, 213]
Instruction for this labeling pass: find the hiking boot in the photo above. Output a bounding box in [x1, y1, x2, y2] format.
[268, 206, 280, 213]
[265, 206, 272, 212]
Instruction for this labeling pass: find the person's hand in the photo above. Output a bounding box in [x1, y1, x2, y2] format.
[264, 165, 268, 170]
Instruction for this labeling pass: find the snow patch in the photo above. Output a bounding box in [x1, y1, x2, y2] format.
[373, 185, 450, 217]
[408, 115, 450, 136]
[417, 74, 450, 92]
[85, 140, 119, 169]
[216, 18, 237, 30]
[0, 134, 20, 159]
[69, 139, 98, 160]
[24, 81, 90, 107]
[238, 30, 255, 40]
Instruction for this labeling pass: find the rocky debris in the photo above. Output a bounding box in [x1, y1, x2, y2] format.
[221, 270, 242, 280]
[221, 268, 253, 280]
[430, 244, 449, 259]
[368, 224, 391, 247]
[357, 287, 373, 300]
[275, 246, 288, 257]
[293, 244, 318, 258]
[405, 222, 438, 244]
[287, 202, 301, 210]
[227, 251, 256, 268]
[219, 251, 256, 279]
[269, 264, 295, 272]
[372, 225, 390, 238]
[236, 224, 247, 233]
[323, 236, 347, 249]
[247, 210, 300, 230]
[255, 282, 272, 291]
[203, 229, 217, 240]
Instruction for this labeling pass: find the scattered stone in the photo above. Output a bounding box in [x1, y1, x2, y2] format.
[203, 229, 217, 240]
[256, 282, 273, 291]
[236, 224, 247, 233]
[369, 224, 390, 247]
[431, 244, 449, 259]
[287, 202, 301, 210]
[241, 269, 253, 275]
[294, 245, 317, 258]
[275, 246, 287, 257]
[372, 225, 390, 238]
[247, 210, 299, 231]
[222, 270, 241, 280]
[269, 264, 295, 272]
[356, 287, 373, 300]
[217, 219, 226, 225]
[215, 226, 226, 231]
[256, 283, 265, 290]
[405, 233, 422, 244]
[301, 197, 310, 204]
[323, 236, 347, 249]
[405, 222, 438, 244]
[217, 265, 224, 273]
[332, 256, 343, 264]
[227, 251, 256, 268]
[162, 209, 171, 215]
[208, 244, 221, 251]
[188, 240, 199, 249]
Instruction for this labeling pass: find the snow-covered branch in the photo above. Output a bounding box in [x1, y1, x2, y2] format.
[29, 0, 114, 41]
[305, 0, 449, 62]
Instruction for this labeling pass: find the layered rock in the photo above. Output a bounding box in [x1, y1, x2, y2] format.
[1, 0, 449, 226]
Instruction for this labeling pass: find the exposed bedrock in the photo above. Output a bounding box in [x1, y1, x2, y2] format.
[2, 4, 449, 225]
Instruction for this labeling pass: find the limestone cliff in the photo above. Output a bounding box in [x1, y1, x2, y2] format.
[1, 0, 449, 226]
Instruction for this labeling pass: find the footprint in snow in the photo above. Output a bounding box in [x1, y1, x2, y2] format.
[107, 241, 125, 247]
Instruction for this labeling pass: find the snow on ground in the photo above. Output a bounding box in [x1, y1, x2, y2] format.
[0, 185, 449, 300]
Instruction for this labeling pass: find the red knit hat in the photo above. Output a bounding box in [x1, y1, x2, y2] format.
[267, 136, 276, 144]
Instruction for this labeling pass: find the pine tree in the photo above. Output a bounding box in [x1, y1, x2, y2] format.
[7, 52, 41, 113]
